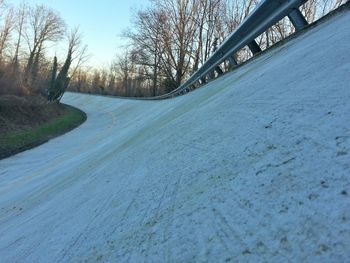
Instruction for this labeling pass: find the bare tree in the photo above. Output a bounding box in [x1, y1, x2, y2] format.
[0, 7, 15, 63]
[66, 28, 89, 80]
[116, 51, 132, 96]
[48, 28, 88, 101]
[191, 0, 223, 72]
[12, 2, 28, 69]
[126, 8, 166, 96]
[106, 62, 117, 94]
[23, 5, 65, 83]
[148, 0, 200, 89]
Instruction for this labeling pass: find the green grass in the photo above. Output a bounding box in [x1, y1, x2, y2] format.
[0, 104, 86, 159]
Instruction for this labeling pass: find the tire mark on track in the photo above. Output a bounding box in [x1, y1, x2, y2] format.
[57, 193, 114, 262]
[143, 183, 169, 262]
[164, 170, 184, 261]
[211, 206, 249, 255]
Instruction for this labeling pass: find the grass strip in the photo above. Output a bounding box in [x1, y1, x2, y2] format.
[0, 104, 86, 159]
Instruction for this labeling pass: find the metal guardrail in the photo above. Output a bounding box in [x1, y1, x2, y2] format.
[76, 1, 349, 102]
[70, 1, 347, 102]
[136, 0, 310, 100]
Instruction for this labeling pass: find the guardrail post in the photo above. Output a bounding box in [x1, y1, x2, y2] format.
[288, 8, 308, 31]
[209, 70, 216, 79]
[248, 40, 262, 55]
[215, 65, 223, 75]
[228, 56, 238, 70]
[228, 56, 238, 66]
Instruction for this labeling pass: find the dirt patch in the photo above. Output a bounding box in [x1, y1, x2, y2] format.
[0, 95, 65, 134]
[0, 95, 86, 159]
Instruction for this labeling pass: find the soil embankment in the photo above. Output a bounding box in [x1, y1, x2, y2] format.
[0, 95, 86, 159]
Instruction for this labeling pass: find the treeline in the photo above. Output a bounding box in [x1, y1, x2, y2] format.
[68, 0, 346, 98]
[0, 0, 87, 100]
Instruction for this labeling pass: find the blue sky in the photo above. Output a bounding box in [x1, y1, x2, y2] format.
[10, 0, 150, 67]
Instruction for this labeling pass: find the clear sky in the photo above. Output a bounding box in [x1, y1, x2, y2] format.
[9, 0, 150, 68]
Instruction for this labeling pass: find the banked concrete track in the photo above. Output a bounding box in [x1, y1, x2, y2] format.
[0, 9, 350, 263]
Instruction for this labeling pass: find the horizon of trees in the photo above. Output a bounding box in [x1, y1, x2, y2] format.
[1, 0, 346, 99]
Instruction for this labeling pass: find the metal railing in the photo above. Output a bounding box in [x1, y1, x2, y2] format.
[82, 1, 350, 103]
[141, 0, 310, 100]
